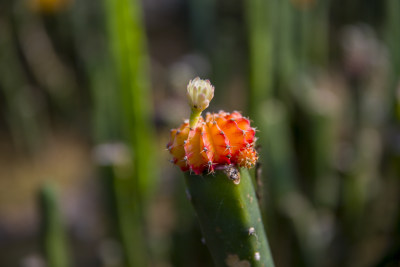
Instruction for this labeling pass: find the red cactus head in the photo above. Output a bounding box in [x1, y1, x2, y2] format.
[167, 78, 258, 175]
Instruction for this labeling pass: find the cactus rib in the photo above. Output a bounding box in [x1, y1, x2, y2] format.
[185, 168, 274, 267]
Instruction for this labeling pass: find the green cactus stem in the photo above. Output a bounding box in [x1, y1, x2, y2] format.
[385, 0, 400, 120]
[184, 168, 274, 267]
[39, 182, 70, 267]
[189, 108, 203, 128]
[246, 0, 275, 119]
[258, 100, 297, 201]
[104, 0, 157, 201]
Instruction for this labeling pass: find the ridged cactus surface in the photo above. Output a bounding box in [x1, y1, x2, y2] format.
[185, 168, 274, 267]
[167, 111, 258, 174]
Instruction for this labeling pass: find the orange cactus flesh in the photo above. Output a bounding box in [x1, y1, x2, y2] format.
[167, 111, 258, 175]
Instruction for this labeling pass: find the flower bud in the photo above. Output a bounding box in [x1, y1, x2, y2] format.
[186, 77, 214, 112]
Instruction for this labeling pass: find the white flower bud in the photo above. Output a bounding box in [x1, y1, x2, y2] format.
[186, 77, 214, 112]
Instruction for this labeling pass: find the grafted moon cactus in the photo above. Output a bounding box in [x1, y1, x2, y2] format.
[167, 111, 258, 175]
[167, 78, 274, 267]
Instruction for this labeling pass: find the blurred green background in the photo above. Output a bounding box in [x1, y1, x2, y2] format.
[0, 0, 400, 266]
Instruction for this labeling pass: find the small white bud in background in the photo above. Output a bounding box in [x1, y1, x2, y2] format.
[254, 252, 260, 261]
[187, 77, 214, 112]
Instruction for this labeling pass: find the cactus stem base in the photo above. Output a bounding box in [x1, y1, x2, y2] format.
[184, 168, 274, 267]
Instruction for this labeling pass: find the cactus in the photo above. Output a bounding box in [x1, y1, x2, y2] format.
[39, 182, 70, 267]
[246, 0, 276, 119]
[103, 0, 157, 264]
[167, 78, 274, 267]
[258, 100, 297, 201]
[185, 168, 274, 267]
[167, 111, 258, 175]
[104, 0, 157, 201]
[385, 0, 400, 120]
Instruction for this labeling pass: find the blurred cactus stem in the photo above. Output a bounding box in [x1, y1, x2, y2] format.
[259, 100, 297, 199]
[185, 168, 274, 267]
[397, 84, 400, 120]
[246, 0, 275, 120]
[39, 182, 70, 267]
[385, 0, 400, 119]
[104, 0, 158, 202]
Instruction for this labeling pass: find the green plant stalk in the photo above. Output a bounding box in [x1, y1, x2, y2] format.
[73, 0, 148, 264]
[343, 130, 381, 227]
[314, 0, 330, 66]
[246, 0, 275, 120]
[104, 0, 158, 202]
[297, 0, 330, 68]
[189, 109, 203, 128]
[298, 7, 311, 69]
[310, 108, 338, 208]
[170, 172, 214, 267]
[185, 168, 274, 267]
[72, 1, 143, 263]
[258, 101, 326, 266]
[39, 183, 69, 267]
[104, 0, 158, 263]
[113, 164, 147, 267]
[70, 0, 121, 143]
[188, 0, 216, 53]
[291, 79, 339, 202]
[295, 86, 339, 207]
[258, 100, 297, 200]
[97, 159, 146, 267]
[276, 0, 296, 98]
[385, 0, 400, 121]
